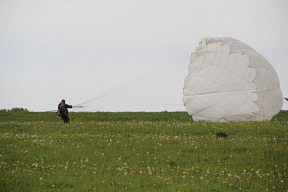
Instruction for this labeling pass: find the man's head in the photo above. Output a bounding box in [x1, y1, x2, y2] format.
[61, 99, 65, 103]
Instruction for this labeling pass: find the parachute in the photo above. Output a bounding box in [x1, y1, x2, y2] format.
[183, 37, 283, 122]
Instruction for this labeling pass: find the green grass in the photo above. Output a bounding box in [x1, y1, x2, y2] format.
[0, 111, 287, 191]
[0, 111, 192, 123]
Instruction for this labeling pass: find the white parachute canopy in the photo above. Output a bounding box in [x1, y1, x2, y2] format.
[183, 37, 283, 122]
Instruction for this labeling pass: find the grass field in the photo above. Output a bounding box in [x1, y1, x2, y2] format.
[0, 111, 287, 191]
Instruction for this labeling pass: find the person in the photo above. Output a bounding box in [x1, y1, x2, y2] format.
[58, 99, 72, 123]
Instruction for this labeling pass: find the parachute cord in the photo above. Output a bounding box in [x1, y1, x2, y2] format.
[75, 55, 189, 108]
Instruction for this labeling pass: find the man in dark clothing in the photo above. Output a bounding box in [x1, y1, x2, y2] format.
[58, 99, 72, 123]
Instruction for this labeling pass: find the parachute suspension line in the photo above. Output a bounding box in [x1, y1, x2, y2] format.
[81, 106, 88, 112]
[76, 55, 189, 108]
[72, 105, 85, 108]
[70, 105, 89, 112]
[82, 63, 187, 111]
[102, 56, 187, 105]
[88, 63, 186, 103]
[81, 55, 188, 105]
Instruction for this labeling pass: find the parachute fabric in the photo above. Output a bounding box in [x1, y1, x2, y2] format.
[183, 37, 283, 122]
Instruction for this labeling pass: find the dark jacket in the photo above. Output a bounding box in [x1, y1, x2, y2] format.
[58, 102, 72, 112]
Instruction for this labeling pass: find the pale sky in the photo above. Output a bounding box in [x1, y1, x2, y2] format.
[0, 0, 287, 112]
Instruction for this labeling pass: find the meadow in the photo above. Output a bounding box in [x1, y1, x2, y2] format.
[0, 111, 287, 191]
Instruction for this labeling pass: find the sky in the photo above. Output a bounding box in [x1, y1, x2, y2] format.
[0, 0, 287, 112]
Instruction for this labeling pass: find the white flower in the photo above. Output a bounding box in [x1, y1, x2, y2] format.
[234, 175, 240, 179]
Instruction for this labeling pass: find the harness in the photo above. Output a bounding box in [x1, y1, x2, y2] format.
[58, 103, 68, 116]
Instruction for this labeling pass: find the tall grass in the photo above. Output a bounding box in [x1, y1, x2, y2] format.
[0, 111, 287, 191]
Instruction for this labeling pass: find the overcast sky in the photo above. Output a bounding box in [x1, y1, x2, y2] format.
[0, 0, 287, 112]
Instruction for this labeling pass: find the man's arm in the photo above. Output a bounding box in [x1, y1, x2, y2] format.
[65, 104, 72, 108]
